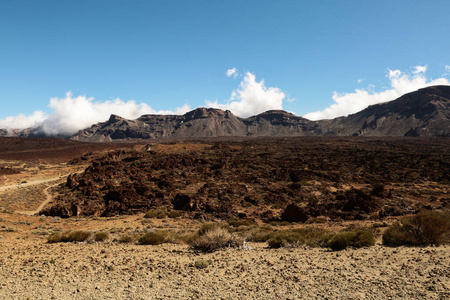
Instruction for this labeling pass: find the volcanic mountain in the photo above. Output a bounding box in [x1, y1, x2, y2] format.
[70, 86, 450, 141]
[2, 86, 450, 140]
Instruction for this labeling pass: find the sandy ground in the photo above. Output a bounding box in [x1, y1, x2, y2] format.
[0, 212, 448, 300]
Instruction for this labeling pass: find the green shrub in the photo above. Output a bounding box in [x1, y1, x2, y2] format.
[382, 211, 450, 246]
[94, 231, 109, 242]
[138, 231, 167, 245]
[328, 229, 375, 251]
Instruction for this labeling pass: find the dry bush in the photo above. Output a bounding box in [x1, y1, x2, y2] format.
[168, 210, 183, 218]
[67, 230, 92, 242]
[47, 232, 67, 243]
[118, 234, 135, 244]
[267, 227, 331, 248]
[94, 231, 109, 242]
[227, 219, 255, 227]
[191, 226, 241, 252]
[144, 207, 168, 219]
[197, 222, 231, 236]
[47, 230, 91, 243]
[194, 259, 209, 269]
[328, 229, 375, 251]
[383, 211, 450, 246]
[138, 231, 167, 245]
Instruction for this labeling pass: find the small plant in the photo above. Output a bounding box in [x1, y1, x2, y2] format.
[305, 217, 326, 224]
[190, 225, 241, 252]
[168, 210, 183, 218]
[94, 231, 109, 242]
[382, 211, 450, 246]
[197, 222, 231, 236]
[118, 234, 135, 244]
[227, 219, 255, 227]
[47, 232, 67, 243]
[267, 227, 331, 248]
[138, 231, 167, 245]
[144, 207, 168, 219]
[194, 259, 209, 269]
[67, 230, 92, 242]
[327, 229, 375, 251]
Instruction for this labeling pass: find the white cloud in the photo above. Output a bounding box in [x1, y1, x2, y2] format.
[357, 78, 366, 84]
[304, 66, 450, 120]
[412, 65, 427, 74]
[206, 72, 285, 117]
[445, 65, 450, 73]
[0, 111, 46, 130]
[0, 92, 191, 136]
[226, 67, 238, 78]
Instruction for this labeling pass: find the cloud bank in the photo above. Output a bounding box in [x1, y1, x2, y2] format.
[304, 65, 450, 120]
[0, 92, 190, 136]
[206, 72, 285, 118]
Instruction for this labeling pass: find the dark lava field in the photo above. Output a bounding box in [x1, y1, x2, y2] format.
[40, 137, 450, 223]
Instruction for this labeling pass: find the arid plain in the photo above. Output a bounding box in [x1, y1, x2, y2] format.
[0, 137, 449, 299]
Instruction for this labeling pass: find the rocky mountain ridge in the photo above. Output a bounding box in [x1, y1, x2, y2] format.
[72, 86, 450, 142]
[2, 86, 450, 141]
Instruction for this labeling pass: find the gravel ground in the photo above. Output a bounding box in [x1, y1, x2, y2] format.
[0, 236, 448, 300]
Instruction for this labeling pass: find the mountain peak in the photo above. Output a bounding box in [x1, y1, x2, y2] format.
[107, 114, 126, 124]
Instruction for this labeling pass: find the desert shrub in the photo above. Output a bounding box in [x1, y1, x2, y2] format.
[94, 231, 109, 242]
[67, 230, 92, 242]
[118, 234, 135, 244]
[190, 226, 241, 252]
[197, 222, 231, 236]
[168, 210, 183, 218]
[227, 219, 255, 227]
[268, 231, 305, 248]
[47, 230, 91, 243]
[305, 217, 326, 224]
[327, 229, 375, 251]
[267, 227, 331, 248]
[138, 231, 167, 245]
[194, 259, 209, 269]
[47, 232, 67, 243]
[144, 207, 168, 219]
[382, 211, 450, 246]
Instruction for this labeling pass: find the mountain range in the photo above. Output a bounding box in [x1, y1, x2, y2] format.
[3, 85, 450, 141]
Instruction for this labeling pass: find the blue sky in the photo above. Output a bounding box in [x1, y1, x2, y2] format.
[1, 0, 450, 134]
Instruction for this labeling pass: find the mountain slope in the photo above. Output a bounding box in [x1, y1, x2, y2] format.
[323, 85, 450, 136]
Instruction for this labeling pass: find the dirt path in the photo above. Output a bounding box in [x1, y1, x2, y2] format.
[0, 176, 66, 192]
[15, 182, 62, 216]
[0, 173, 75, 215]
